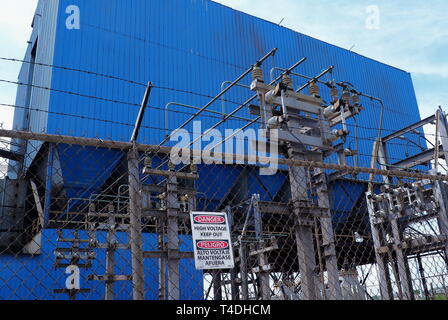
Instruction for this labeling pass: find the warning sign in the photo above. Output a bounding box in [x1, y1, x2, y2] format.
[190, 212, 235, 270]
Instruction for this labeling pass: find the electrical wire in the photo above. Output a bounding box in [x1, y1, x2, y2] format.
[84, 23, 247, 71]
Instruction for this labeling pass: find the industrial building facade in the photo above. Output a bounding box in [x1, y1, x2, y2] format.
[1, 0, 443, 301]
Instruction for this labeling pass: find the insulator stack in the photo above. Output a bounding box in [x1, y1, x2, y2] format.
[342, 89, 351, 103]
[144, 155, 152, 169]
[352, 93, 360, 105]
[330, 86, 339, 102]
[252, 66, 264, 82]
[281, 73, 293, 89]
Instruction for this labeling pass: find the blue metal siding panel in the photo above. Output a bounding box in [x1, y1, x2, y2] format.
[17, 0, 422, 203]
[0, 229, 202, 300]
[6, 0, 426, 299]
[46, 0, 421, 164]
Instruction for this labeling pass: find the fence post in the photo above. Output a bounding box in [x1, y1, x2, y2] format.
[127, 145, 145, 300]
[166, 168, 180, 300]
[105, 213, 117, 300]
[288, 151, 317, 300]
[314, 168, 342, 300]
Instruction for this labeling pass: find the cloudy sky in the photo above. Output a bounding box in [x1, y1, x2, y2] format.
[0, 0, 447, 129]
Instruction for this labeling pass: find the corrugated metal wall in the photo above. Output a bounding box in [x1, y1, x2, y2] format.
[0, 229, 202, 300]
[4, 0, 426, 300]
[35, 0, 421, 169]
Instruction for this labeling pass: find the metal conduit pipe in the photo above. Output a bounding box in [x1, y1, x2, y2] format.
[164, 102, 254, 137]
[184, 57, 308, 157]
[158, 47, 278, 146]
[270, 66, 334, 89]
[271, 65, 385, 138]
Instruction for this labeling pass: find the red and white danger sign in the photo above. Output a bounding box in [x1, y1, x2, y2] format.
[190, 212, 235, 270]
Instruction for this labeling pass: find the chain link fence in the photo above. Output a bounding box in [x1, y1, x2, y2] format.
[0, 129, 447, 300]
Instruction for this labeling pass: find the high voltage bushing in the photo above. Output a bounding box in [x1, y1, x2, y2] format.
[252, 65, 264, 82]
[330, 86, 339, 103]
[309, 80, 320, 97]
[281, 73, 293, 90]
[351, 92, 360, 106]
[342, 88, 351, 103]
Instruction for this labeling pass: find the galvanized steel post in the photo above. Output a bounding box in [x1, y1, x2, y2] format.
[314, 168, 343, 300]
[166, 169, 180, 300]
[288, 150, 317, 300]
[127, 146, 145, 300]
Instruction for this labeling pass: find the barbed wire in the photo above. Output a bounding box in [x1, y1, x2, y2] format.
[0, 79, 255, 124]
[0, 57, 147, 88]
[0, 57, 248, 107]
[0, 128, 444, 182]
[0, 100, 436, 159]
[0, 102, 167, 133]
[0, 79, 141, 108]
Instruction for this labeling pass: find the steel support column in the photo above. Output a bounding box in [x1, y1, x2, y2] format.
[314, 168, 342, 300]
[288, 149, 317, 300]
[127, 147, 145, 300]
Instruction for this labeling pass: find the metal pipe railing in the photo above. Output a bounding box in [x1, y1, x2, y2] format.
[131, 82, 153, 143]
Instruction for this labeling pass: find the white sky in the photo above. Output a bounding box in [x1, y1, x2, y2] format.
[0, 0, 447, 130]
[0, 0, 38, 129]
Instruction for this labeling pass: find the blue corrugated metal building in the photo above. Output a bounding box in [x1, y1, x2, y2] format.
[2, 0, 425, 299]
